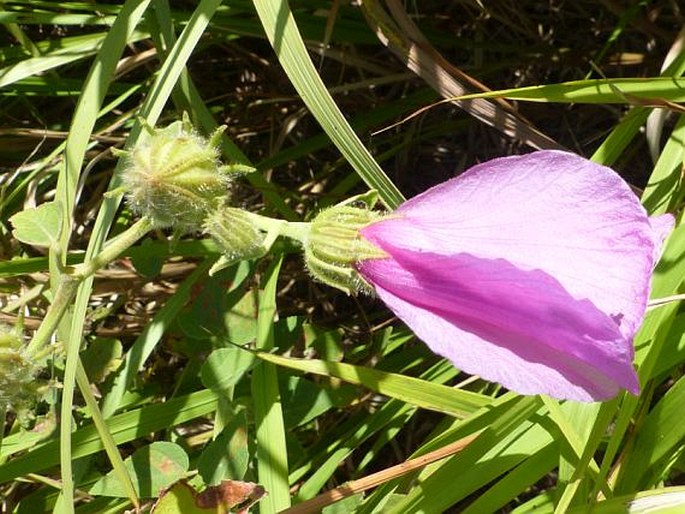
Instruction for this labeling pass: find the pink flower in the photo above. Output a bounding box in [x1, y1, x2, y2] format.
[357, 150, 673, 402]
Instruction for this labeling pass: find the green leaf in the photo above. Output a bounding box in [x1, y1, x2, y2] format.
[200, 347, 255, 395]
[252, 256, 291, 513]
[281, 375, 337, 429]
[178, 262, 257, 345]
[617, 375, 685, 492]
[89, 442, 188, 498]
[151, 481, 201, 514]
[130, 238, 164, 278]
[197, 410, 249, 484]
[254, 352, 489, 418]
[81, 338, 123, 383]
[252, 0, 404, 209]
[10, 202, 63, 247]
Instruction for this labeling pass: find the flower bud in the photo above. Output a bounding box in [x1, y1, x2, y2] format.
[121, 116, 231, 230]
[304, 205, 387, 294]
[204, 207, 267, 265]
[0, 325, 41, 423]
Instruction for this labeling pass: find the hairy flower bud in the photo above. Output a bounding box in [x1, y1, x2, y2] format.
[0, 325, 41, 424]
[204, 207, 267, 265]
[304, 205, 387, 294]
[121, 115, 231, 230]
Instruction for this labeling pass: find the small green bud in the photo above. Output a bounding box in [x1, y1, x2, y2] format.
[121, 115, 231, 230]
[204, 207, 267, 266]
[304, 205, 387, 294]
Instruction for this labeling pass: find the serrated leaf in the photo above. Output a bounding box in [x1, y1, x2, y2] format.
[10, 202, 63, 247]
[89, 442, 188, 498]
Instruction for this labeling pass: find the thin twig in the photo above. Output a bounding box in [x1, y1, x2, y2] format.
[280, 431, 482, 514]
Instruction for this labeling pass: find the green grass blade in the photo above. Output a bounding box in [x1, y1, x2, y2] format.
[292, 361, 459, 501]
[100, 260, 213, 418]
[591, 46, 685, 166]
[254, 352, 489, 417]
[252, 256, 291, 512]
[568, 486, 685, 514]
[0, 11, 117, 26]
[591, 108, 651, 166]
[74, 362, 139, 508]
[453, 77, 685, 104]
[252, 0, 405, 209]
[0, 31, 149, 88]
[461, 444, 558, 514]
[385, 398, 545, 513]
[641, 114, 685, 215]
[617, 375, 685, 492]
[0, 389, 218, 484]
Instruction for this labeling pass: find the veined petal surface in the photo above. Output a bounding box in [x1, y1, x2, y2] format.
[362, 150, 670, 341]
[359, 248, 639, 401]
[358, 150, 673, 401]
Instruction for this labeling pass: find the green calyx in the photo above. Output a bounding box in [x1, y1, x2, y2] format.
[305, 205, 387, 295]
[120, 114, 237, 231]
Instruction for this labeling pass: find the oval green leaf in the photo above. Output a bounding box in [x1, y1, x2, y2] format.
[10, 202, 63, 247]
[89, 441, 189, 498]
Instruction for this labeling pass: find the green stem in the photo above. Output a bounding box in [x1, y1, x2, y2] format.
[24, 276, 79, 358]
[75, 360, 140, 508]
[243, 211, 311, 244]
[24, 217, 154, 358]
[72, 217, 155, 279]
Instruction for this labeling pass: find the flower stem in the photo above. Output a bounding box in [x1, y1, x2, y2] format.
[24, 276, 79, 357]
[72, 217, 155, 279]
[24, 217, 154, 358]
[242, 211, 311, 245]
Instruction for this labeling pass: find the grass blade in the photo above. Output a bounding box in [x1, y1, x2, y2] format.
[253, 352, 489, 417]
[252, 256, 291, 512]
[252, 0, 404, 209]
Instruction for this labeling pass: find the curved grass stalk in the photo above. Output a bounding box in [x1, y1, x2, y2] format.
[252, 0, 405, 209]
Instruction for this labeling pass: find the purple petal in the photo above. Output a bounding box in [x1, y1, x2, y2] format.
[649, 214, 675, 263]
[359, 247, 639, 402]
[362, 150, 666, 342]
[357, 150, 671, 401]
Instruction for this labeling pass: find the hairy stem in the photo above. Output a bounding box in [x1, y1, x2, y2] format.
[24, 217, 154, 358]
[243, 211, 311, 244]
